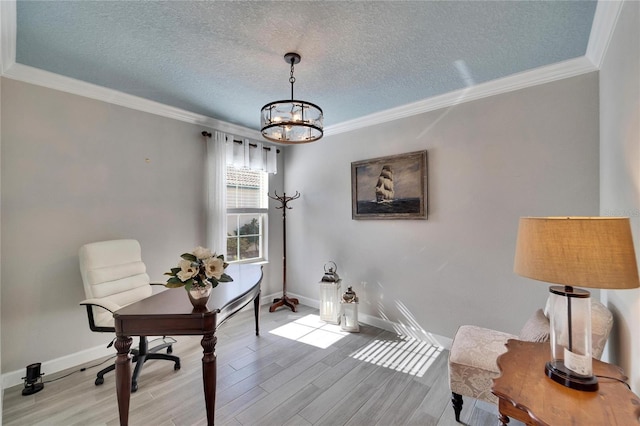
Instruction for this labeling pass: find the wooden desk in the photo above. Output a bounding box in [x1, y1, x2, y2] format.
[113, 264, 263, 426]
[492, 339, 640, 425]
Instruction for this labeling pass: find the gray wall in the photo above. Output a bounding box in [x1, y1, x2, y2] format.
[599, 0, 640, 393]
[0, 63, 604, 387]
[284, 73, 600, 339]
[0, 78, 283, 374]
[0, 73, 3, 422]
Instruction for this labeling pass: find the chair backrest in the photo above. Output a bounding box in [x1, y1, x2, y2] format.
[591, 300, 613, 360]
[79, 239, 152, 328]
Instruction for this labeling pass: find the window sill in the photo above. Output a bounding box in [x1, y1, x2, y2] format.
[229, 260, 269, 266]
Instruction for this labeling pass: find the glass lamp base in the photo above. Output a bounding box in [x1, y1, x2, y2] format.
[545, 361, 598, 391]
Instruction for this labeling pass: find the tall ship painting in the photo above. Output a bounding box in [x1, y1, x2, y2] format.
[352, 150, 427, 219]
[375, 165, 394, 203]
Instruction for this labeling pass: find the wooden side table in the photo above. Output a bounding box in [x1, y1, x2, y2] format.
[492, 339, 640, 425]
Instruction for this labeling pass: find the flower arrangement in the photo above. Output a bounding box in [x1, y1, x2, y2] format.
[165, 246, 233, 291]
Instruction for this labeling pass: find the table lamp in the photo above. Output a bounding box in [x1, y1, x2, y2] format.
[514, 217, 639, 391]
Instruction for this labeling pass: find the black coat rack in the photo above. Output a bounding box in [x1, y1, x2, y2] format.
[268, 191, 300, 312]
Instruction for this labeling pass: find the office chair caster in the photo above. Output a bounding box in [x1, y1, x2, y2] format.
[95, 377, 104, 386]
[174, 361, 181, 370]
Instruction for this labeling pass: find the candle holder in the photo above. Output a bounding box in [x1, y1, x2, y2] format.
[340, 286, 360, 332]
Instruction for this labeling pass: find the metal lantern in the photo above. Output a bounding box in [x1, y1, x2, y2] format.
[319, 261, 341, 324]
[340, 286, 359, 332]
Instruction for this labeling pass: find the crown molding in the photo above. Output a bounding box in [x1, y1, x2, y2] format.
[586, 0, 624, 68]
[0, 0, 261, 138]
[0, 0, 16, 73]
[324, 56, 597, 136]
[2, 62, 262, 139]
[1, 0, 609, 140]
[4, 55, 598, 141]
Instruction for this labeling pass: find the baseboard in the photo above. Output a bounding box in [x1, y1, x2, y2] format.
[284, 292, 452, 349]
[2, 294, 451, 391]
[1, 296, 281, 389]
[2, 342, 114, 390]
[356, 312, 453, 349]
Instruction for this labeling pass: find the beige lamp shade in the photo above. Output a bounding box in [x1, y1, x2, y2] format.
[514, 217, 640, 289]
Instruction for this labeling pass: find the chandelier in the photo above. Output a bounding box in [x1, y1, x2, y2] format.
[260, 52, 323, 144]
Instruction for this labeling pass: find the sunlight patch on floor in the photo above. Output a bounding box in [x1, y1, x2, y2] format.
[269, 314, 349, 349]
[350, 337, 443, 377]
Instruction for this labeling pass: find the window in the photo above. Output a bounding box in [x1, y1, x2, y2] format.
[226, 166, 268, 263]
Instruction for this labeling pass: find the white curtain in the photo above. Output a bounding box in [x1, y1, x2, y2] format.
[249, 140, 264, 170]
[206, 131, 228, 254]
[226, 138, 277, 174]
[265, 145, 277, 174]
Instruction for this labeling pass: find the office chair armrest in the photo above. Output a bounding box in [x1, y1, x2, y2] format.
[80, 298, 121, 313]
[80, 299, 120, 332]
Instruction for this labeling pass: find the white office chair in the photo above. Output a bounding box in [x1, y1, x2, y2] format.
[79, 239, 180, 392]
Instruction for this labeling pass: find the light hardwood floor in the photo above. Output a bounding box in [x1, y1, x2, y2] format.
[3, 304, 521, 426]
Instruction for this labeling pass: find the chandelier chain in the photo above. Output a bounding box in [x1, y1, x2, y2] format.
[289, 61, 296, 84]
[289, 61, 296, 100]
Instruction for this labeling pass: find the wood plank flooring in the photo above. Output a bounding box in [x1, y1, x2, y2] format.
[3, 304, 521, 426]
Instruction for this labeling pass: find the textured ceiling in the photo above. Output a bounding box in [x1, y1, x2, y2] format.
[15, 1, 597, 131]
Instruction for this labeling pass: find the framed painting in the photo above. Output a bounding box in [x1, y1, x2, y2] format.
[351, 150, 427, 220]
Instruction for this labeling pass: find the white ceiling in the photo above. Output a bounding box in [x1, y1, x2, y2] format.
[3, 1, 608, 136]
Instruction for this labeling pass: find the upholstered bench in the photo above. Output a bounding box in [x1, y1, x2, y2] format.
[448, 300, 613, 422]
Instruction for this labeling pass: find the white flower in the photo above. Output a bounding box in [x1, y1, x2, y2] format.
[203, 257, 224, 280]
[193, 246, 213, 260]
[177, 259, 199, 282]
[165, 246, 232, 290]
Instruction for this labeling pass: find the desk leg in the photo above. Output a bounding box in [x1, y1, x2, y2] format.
[202, 331, 217, 426]
[254, 291, 261, 336]
[115, 335, 133, 426]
